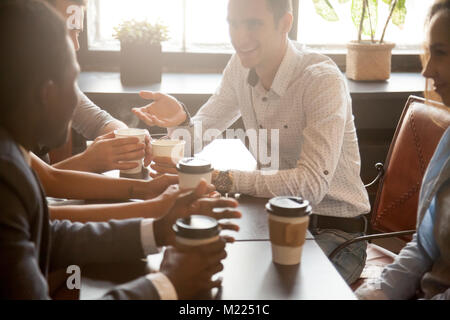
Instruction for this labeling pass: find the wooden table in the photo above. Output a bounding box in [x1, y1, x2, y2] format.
[76, 139, 355, 299]
[81, 239, 355, 300]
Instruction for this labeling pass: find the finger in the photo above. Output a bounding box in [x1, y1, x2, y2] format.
[202, 278, 223, 291]
[176, 180, 209, 208]
[221, 235, 236, 243]
[114, 149, 145, 161]
[149, 115, 171, 128]
[115, 142, 145, 155]
[206, 262, 225, 275]
[190, 198, 239, 214]
[139, 90, 156, 100]
[218, 222, 240, 232]
[153, 156, 177, 167]
[144, 138, 153, 167]
[149, 171, 163, 178]
[197, 238, 226, 255]
[208, 191, 221, 198]
[111, 136, 140, 147]
[151, 163, 178, 174]
[115, 162, 140, 170]
[205, 252, 227, 268]
[144, 151, 153, 167]
[156, 174, 179, 185]
[97, 131, 116, 140]
[189, 207, 241, 221]
[132, 108, 155, 126]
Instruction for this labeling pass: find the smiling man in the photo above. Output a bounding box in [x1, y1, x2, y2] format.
[133, 0, 371, 284]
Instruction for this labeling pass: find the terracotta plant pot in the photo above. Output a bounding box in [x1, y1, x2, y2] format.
[346, 41, 395, 81]
[120, 42, 162, 85]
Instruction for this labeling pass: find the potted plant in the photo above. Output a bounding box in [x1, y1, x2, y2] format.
[313, 0, 407, 81]
[113, 19, 169, 85]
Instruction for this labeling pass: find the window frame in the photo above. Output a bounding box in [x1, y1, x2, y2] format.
[77, 0, 422, 73]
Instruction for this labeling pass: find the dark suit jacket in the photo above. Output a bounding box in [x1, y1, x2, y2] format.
[0, 127, 160, 299]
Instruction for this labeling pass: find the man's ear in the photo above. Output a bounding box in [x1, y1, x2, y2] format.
[39, 80, 58, 114]
[279, 12, 293, 34]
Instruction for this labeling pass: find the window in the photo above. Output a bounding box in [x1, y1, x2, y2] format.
[87, 0, 233, 53]
[81, 0, 429, 72]
[297, 0, 428, 52]
[87, 0, 429, 53]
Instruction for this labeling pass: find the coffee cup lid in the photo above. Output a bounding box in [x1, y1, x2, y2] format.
[176, 157, 213, 174]
[266, 196, 312, 217]
[172, 215, 220, 239]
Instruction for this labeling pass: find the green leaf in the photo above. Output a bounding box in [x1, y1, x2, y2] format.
[312, 0, 339, 22]
[339, 0, 351, 3]
[352, 0, 378, 38]
[381, 0, 392, 4]
[392, 0, 407, 27]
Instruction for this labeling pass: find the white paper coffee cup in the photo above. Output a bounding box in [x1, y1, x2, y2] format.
[173, 215, 220, 248]
[266, 196, 312, 265]
[150, 139, 185, 163]
[114, 128, 148, 174]
[176, 157, 213, 190]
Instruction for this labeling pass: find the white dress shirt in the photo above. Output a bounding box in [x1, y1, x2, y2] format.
[171, 41, 370, 218]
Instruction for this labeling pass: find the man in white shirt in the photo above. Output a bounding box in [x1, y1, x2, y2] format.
[133, 0, 371, 284]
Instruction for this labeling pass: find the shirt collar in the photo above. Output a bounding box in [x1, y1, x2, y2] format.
[246, 40, 298, 97]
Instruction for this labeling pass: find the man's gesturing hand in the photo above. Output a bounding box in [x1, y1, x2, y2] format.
[132, 91, 187, 128]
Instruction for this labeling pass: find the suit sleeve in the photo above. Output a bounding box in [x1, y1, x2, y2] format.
[0, 182, 51, 299]
[100, 277, 161, 300]
[49, 218, 145, 271]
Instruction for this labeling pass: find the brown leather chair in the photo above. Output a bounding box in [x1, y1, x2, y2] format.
[328, 96, 450, 288]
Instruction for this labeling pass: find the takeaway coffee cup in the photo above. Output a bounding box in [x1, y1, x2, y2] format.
[150, 138, 185, 164]
[114, 128, 148, 174]
[173, 215, 220, 248]
[266, 196, 312, 265]
[176, 157, 214, 190]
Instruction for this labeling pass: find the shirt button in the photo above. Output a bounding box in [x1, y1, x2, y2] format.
[284, 125, 288, 129]
[259, 125, 263, 129]
[262, 97, 268, 102]
[324, 170, 329, 175]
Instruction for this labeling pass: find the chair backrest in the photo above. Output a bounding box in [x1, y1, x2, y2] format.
[371, 96, 450, 235]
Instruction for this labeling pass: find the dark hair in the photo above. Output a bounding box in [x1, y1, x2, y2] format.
[0, 0, 69, 118]
[428, 0, 450, 22]
[265, 0, 293, 23]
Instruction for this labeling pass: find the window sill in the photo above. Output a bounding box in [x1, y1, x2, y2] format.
[78, 71, 425, 99]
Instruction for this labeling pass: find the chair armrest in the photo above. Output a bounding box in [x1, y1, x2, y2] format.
[328, 230, 416, 261]
[364, 163, 384, 188]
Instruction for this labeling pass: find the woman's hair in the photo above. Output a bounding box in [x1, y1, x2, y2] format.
[427, 0, 450, 23]
[422, 0, 450, 103]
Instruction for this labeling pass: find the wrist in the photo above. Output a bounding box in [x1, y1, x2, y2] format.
[212, 170, 234, 194]
[130, 180, 151, 199]
[177, 102, 192, 127]
[78, 149, 101, 173]
[152, 218, 166, 247]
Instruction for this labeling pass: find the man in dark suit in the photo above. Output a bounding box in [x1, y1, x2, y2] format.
[0, 0, 240, 300]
